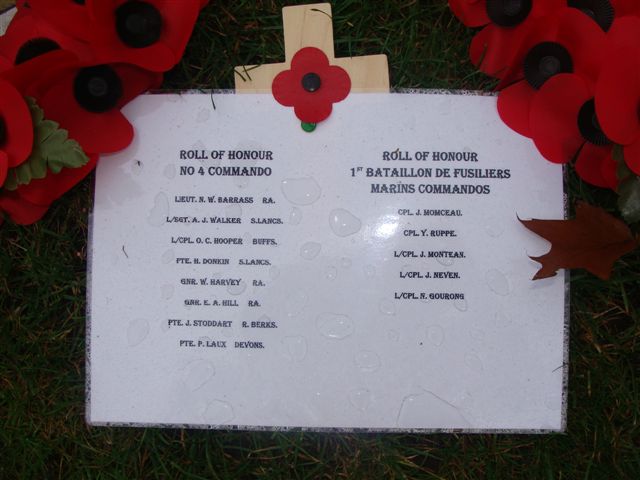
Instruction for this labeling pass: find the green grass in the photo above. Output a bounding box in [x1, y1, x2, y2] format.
[1, 1, 639, 478]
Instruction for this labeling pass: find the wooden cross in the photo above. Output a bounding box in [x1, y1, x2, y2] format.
[234, 3, 389, 93]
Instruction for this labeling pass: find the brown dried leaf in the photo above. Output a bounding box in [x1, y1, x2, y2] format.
[520, 202, 639, 280]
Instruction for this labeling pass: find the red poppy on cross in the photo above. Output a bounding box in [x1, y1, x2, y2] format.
[234, 3, 389, 94]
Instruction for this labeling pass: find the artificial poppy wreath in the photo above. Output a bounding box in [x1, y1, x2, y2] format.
[0, 77, 33, 186]
[0, 0, 207, 225]
[450, 0, 640, 278]
[1, 2, 638, 278]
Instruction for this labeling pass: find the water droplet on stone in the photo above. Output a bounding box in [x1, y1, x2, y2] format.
[427, 326, 445, 346]
[281, 177, 322, 205]
[396, 390, 470, 428]
[163, 163, 176, 179]
[184, 360, 215, 391]
[225, 204, 242, 218]
[363, 265, 376, 277]
[200, 143, 220, 167]
[453, 390, 475, 411]
[436, 256, 454, 267]
[192, 140, 206, 151]
[148, 192, 169, 226]
[349, 388, 372, 412]
[127, 319, 150, 347]
[289, 207, 303, 225]
[355, 351, 381, 372]
[486, 269, 510, 296]
[269, 266, 280, 280]
[227, 280, 247, 296]
[379, 299, 396, 316]
[464, 353, 483, 372]
[454, 299, 468, 312]
[317, 312, 354, 339]
[161, 284, 174, 300]
[256, 313, 271, 325]
[300, 241, 321, 260]
[230, 144, 260, 168]
[196, 108, 210, 123]
[400, 264, 413, 273]
[202, 400, 235, 424]
[329, 208, 362, 237]
[283, 336, 307, 362]
[388, 330, 400, 342]
[161, 249, 175, 264]
[470, 329, 485, 341]
[325, 266, 337, 280]
[286, 291, 308, 317]
[341, 257, 352, 268]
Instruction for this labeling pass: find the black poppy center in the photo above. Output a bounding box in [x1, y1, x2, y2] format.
[486, 0, 532, 27]
[115, 1, 162, 49]
[539, 56, 561, 76]
[88, 77, 109, 98]
[15, 38, 61, 65]
[567, 0, 614, 31]
[72, 0, 86, 5]
[0, 117, 7, 147]
[73, 65, 123, 113]
[577, 99, 610, 145]
[302, 73, 322, 92]
[523, 42, 573, 89]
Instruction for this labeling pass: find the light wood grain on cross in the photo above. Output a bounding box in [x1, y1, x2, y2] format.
[234, 3, 389, 93]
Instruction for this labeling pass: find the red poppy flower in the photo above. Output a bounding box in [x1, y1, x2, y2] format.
[0, 10, 94, 68]
[272, 47, 351, 124]
[85, 0, 202, 72]
[0, 78, 33, 185]
[0, 192, 48, 225]
[595, 17, 640, 174]
[449, 0, 634, 80]
[611, 0, 640, 17]
[25, 61, 161, 154]
[0, 52, 77, 174]
[529, 73, 617, 188]
[0, 153, 98, 225]
[497, 8, 605, 137]
[0, 57, 10, 74]
[0, 49, 78, 92]
[449, 0, 489, 27]
[449, 0, 563, 79]
[15, 0, 95, 42]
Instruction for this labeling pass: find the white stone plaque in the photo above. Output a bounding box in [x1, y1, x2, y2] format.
[87, 92, 567, 432]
